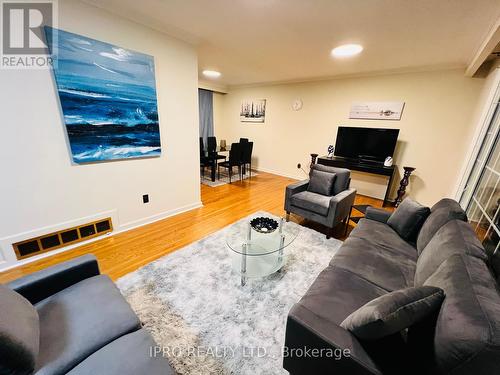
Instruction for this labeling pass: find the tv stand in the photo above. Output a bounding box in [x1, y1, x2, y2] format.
[357, 158, 381, 165]
[317, 156, 396, 207]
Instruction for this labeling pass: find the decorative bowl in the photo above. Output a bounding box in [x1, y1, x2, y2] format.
[250, 217, 279, 234]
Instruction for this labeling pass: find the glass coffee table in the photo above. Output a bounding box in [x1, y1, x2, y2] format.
[226, 214, 300, 286]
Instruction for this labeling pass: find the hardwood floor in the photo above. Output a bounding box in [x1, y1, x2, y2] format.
[0, 171, 390, 283]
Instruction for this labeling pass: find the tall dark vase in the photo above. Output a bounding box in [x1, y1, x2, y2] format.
[395, 167, 416, 207]
[310, 153, 318, 168]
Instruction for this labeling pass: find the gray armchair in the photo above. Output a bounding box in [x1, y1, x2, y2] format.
[285, 164, 356, 238]
[2, 255, 174, 375]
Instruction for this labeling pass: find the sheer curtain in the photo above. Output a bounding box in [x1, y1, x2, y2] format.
[198, 89, 214, 148]
[458, 73, 500, 255]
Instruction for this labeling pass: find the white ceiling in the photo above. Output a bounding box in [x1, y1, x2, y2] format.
[84, 0, 500, 86]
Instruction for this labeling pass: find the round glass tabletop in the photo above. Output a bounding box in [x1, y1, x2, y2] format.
[225, 214, 300, 256]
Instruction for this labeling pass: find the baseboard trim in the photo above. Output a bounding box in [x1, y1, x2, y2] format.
[0, 233, 114, 272]
[117, 201, 203, 233]
[0, 202, 203, 272]
[0, 210, 119, 267]
[255, 167, 302, 181]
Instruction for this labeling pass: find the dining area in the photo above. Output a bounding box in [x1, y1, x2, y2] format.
[200, 136, 254, 185]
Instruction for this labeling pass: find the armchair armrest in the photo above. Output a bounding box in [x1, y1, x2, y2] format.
[7, 254, 100, 304]
[365, 207, 392, 224]
[283, 303, 382, 375]
[329, 188, 357, 224]
[285, 179, 310, 211]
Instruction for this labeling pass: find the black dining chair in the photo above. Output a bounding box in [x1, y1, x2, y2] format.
[200, 137, 210, 179]
[200, 137, 206, 160]
[240, 141, 253, 178]
[218, 143, 242, 183]
[239, 138, 249, 143]
[207, 136, 226, 162]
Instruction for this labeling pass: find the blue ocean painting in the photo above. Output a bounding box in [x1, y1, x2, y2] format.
[45, 27, 161, 163]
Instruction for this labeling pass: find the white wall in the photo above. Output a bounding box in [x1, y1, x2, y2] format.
[213, 92, 226, 134]
[0, 0, 201, 269]
[215, 69, 486, 206]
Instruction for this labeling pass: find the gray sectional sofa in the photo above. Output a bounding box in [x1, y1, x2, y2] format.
[283, 198, 500, 375]
[1, 255, 174, 375]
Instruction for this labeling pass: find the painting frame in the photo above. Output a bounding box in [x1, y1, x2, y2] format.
[240, 99, 266, 123]
[45, 27, 161, 164]
[349, 101, 405, 120]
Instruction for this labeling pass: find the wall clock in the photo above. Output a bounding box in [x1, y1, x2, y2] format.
[292, 98, 303, 111]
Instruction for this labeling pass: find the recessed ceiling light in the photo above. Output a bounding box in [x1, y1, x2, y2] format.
[202, 70, 221, 78]
[331, 44, 363, 58]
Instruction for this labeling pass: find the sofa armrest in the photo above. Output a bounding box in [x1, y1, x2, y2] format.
[284, 304, 382, 375]
[285, 179, 310, 211]
[7, 254, 100, 304]
[365, 207, 392, 224]
[329, 188, 357, 224]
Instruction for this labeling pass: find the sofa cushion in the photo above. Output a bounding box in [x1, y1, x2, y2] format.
[414, 220, 487, 286]
[416, 198, 467, 254]
[66, 329, 174, 375]
[341, 286, 444, 340]
[297, 265, 388, 325]
[349, 218, 418, 261]
[413, 254, 500, 374]
[290, 191, 331, 216]
[308, 169, 336, 196]
[387, 198, 430, 243]
[331, 236, 416, 291]
[35, 275, 141, 375]
[0, 284, 40, 375]
[311, 164, 350, 195]
[365, 207, 392, 224]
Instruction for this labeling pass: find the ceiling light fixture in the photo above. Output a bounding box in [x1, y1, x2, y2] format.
[202, 70, 221, 78]
[331, 44, 363, 58]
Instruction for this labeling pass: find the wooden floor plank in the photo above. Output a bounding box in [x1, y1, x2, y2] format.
[0, 171, 389, 283]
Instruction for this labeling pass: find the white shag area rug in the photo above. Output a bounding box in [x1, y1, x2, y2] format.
[117, 212, 342, 375]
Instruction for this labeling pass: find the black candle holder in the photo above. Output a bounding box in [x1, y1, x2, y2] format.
[395, 167, 415, 207]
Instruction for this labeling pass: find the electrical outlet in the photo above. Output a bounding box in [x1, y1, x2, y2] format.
[142, 194, 149, 204]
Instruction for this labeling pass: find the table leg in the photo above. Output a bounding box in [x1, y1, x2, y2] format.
[241, 223, 252, 286]
[277, 234, 285, 271]
[383, 169, 395, 207]
[277, 219, 285, 271]
[211, 160, 216, 182]
[241, 243, 247, 286]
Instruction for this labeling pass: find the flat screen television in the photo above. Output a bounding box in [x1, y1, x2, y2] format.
[334, 126, 399, 162]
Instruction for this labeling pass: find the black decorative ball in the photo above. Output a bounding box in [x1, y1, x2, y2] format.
[250, 217, 279, 233]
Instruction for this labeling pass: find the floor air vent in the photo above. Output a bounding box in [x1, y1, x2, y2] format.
[13, 218, 113, 260]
